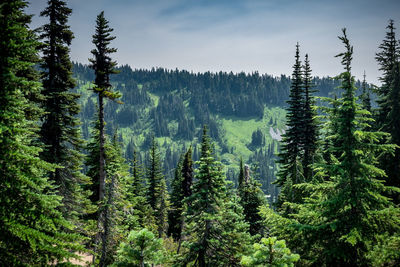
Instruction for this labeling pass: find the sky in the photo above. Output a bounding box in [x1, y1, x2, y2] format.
[27, 0, 400, 85]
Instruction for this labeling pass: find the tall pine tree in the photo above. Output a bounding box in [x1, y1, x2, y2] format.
[146, 137, 169, 237]
[89, 11, 121, 205]
[182, 126, 252, 266]
[0, 1, 83, 264]
[376, 20, 400, 203]
[275, 43, 304, 210]
[301, 54, 319, 181]
[295, 29, 400, 266]
[39, 0, 90, 220]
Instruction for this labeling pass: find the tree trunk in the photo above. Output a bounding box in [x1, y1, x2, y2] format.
[99, 174, 116, 267]
[99, 94, 106, 202]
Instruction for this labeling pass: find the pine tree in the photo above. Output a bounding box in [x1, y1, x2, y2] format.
[182, 126, 251, 266]
[168, 154, 185, 240]
[376, 20, 400, 203]
[360, 71, 372, 113]
[275, 43, 304, 210]
[375, 20, 399, 128]
[168, 146, 194, 242]
[238, 163, 266, 236]
[301, 54, 319, 181]
[0, 1, 83, 264]
[296, 29, 400, 266]
[99, 133, 130, 266]
[146, 137, 164, 210]
[125, 150, 156, 231]
[89, 11, 121, 205]
[146, 137, 169, 237]
[38, 0, 91, 221]
[182, 146, 194, 200]
[238, 157, 245, 188]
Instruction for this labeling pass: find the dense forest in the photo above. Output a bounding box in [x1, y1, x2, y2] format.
[73, 62, 363, 201]
[1, 0, 400, 266]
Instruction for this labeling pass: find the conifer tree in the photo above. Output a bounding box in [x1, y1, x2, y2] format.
[275, 43, 304, 209]
[125, 150, 155, 230]
[89, 11, 121, 205]
[360, 71, 372, 113]
[376, 20, 400, 202]
[238, 157, 245, 188]
[183, 126, 251, 266]
[146, 137, 164, 210]
[296, 29, 400, 266]
[0, 1, 83, 264]
[156, 178, 169, 238]
[182, 146, 194, 200]
[99, 134, 130, 266]
[301, 54, 319, 181]
[238, 163, 266, 236]
[168, 146, 194, 243]
[375, 20, 399, 128]
[146, 137, 169, 237]
[168, 154, 185, 240]
[39, 0, 91, 220]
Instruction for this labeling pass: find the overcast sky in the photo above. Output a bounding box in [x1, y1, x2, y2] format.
[27, 0, 400, 84]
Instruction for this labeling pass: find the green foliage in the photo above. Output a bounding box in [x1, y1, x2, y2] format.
[182, 126, 252, 266]
[146, 137, 169, 237]
[168, 153, 185, 240]
[375, 20, 400, 203]
[301, 54, 319, 181]
[39, 0, 92, 223]
[0, 1, 84, 264]
[238, 162, 266, 236]
[367, 233, 400, 267]
[241, 237, 300, 267]
[275, 43, 305, 210]
[292, 29, 400, 266]
[112, 228, 164, 267]
[124, 151, 156, 231]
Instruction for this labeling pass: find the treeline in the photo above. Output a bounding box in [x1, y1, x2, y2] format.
[1, 1, 400, 267]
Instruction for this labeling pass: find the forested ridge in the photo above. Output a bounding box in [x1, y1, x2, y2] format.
[1, 0, 400, 266]
[73, 62, 364, 199]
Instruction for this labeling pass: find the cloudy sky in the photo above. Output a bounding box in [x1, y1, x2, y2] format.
[27, 0, 400, 84]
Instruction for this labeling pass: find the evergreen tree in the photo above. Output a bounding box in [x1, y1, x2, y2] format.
[156, 178, 169, 238]
[360, 71, 372, 113]
[301, 54, 319, 181]
[375, 20, 399, 128]
[295, 29, 400, 266]
[238, 163, 266, 236]
[182, 146, 194, 200]
[168, 154, 185, 240]
[146, 137, 169, 237]
[238, 157, 244, 188]
[275, 43, 304, 210]
[89, 11, 121, 205]
[85, 118, 129, 264]
[125, 150, 156, 231]
[183, 126, 251, 266]
[241, 237, 300, 267]
[99, 133, 130, 266]
[112, 228, 164, 267]
[168, 146, 194, 242]
[38, 0, 91, 221]
[146, 137, 164, 210]
[376, 20, 400, 203]
[89, 12, 120, 265]
[0, 1, 83, 264]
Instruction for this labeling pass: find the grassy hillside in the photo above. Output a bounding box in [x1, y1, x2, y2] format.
[72, 63, 344, 200]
